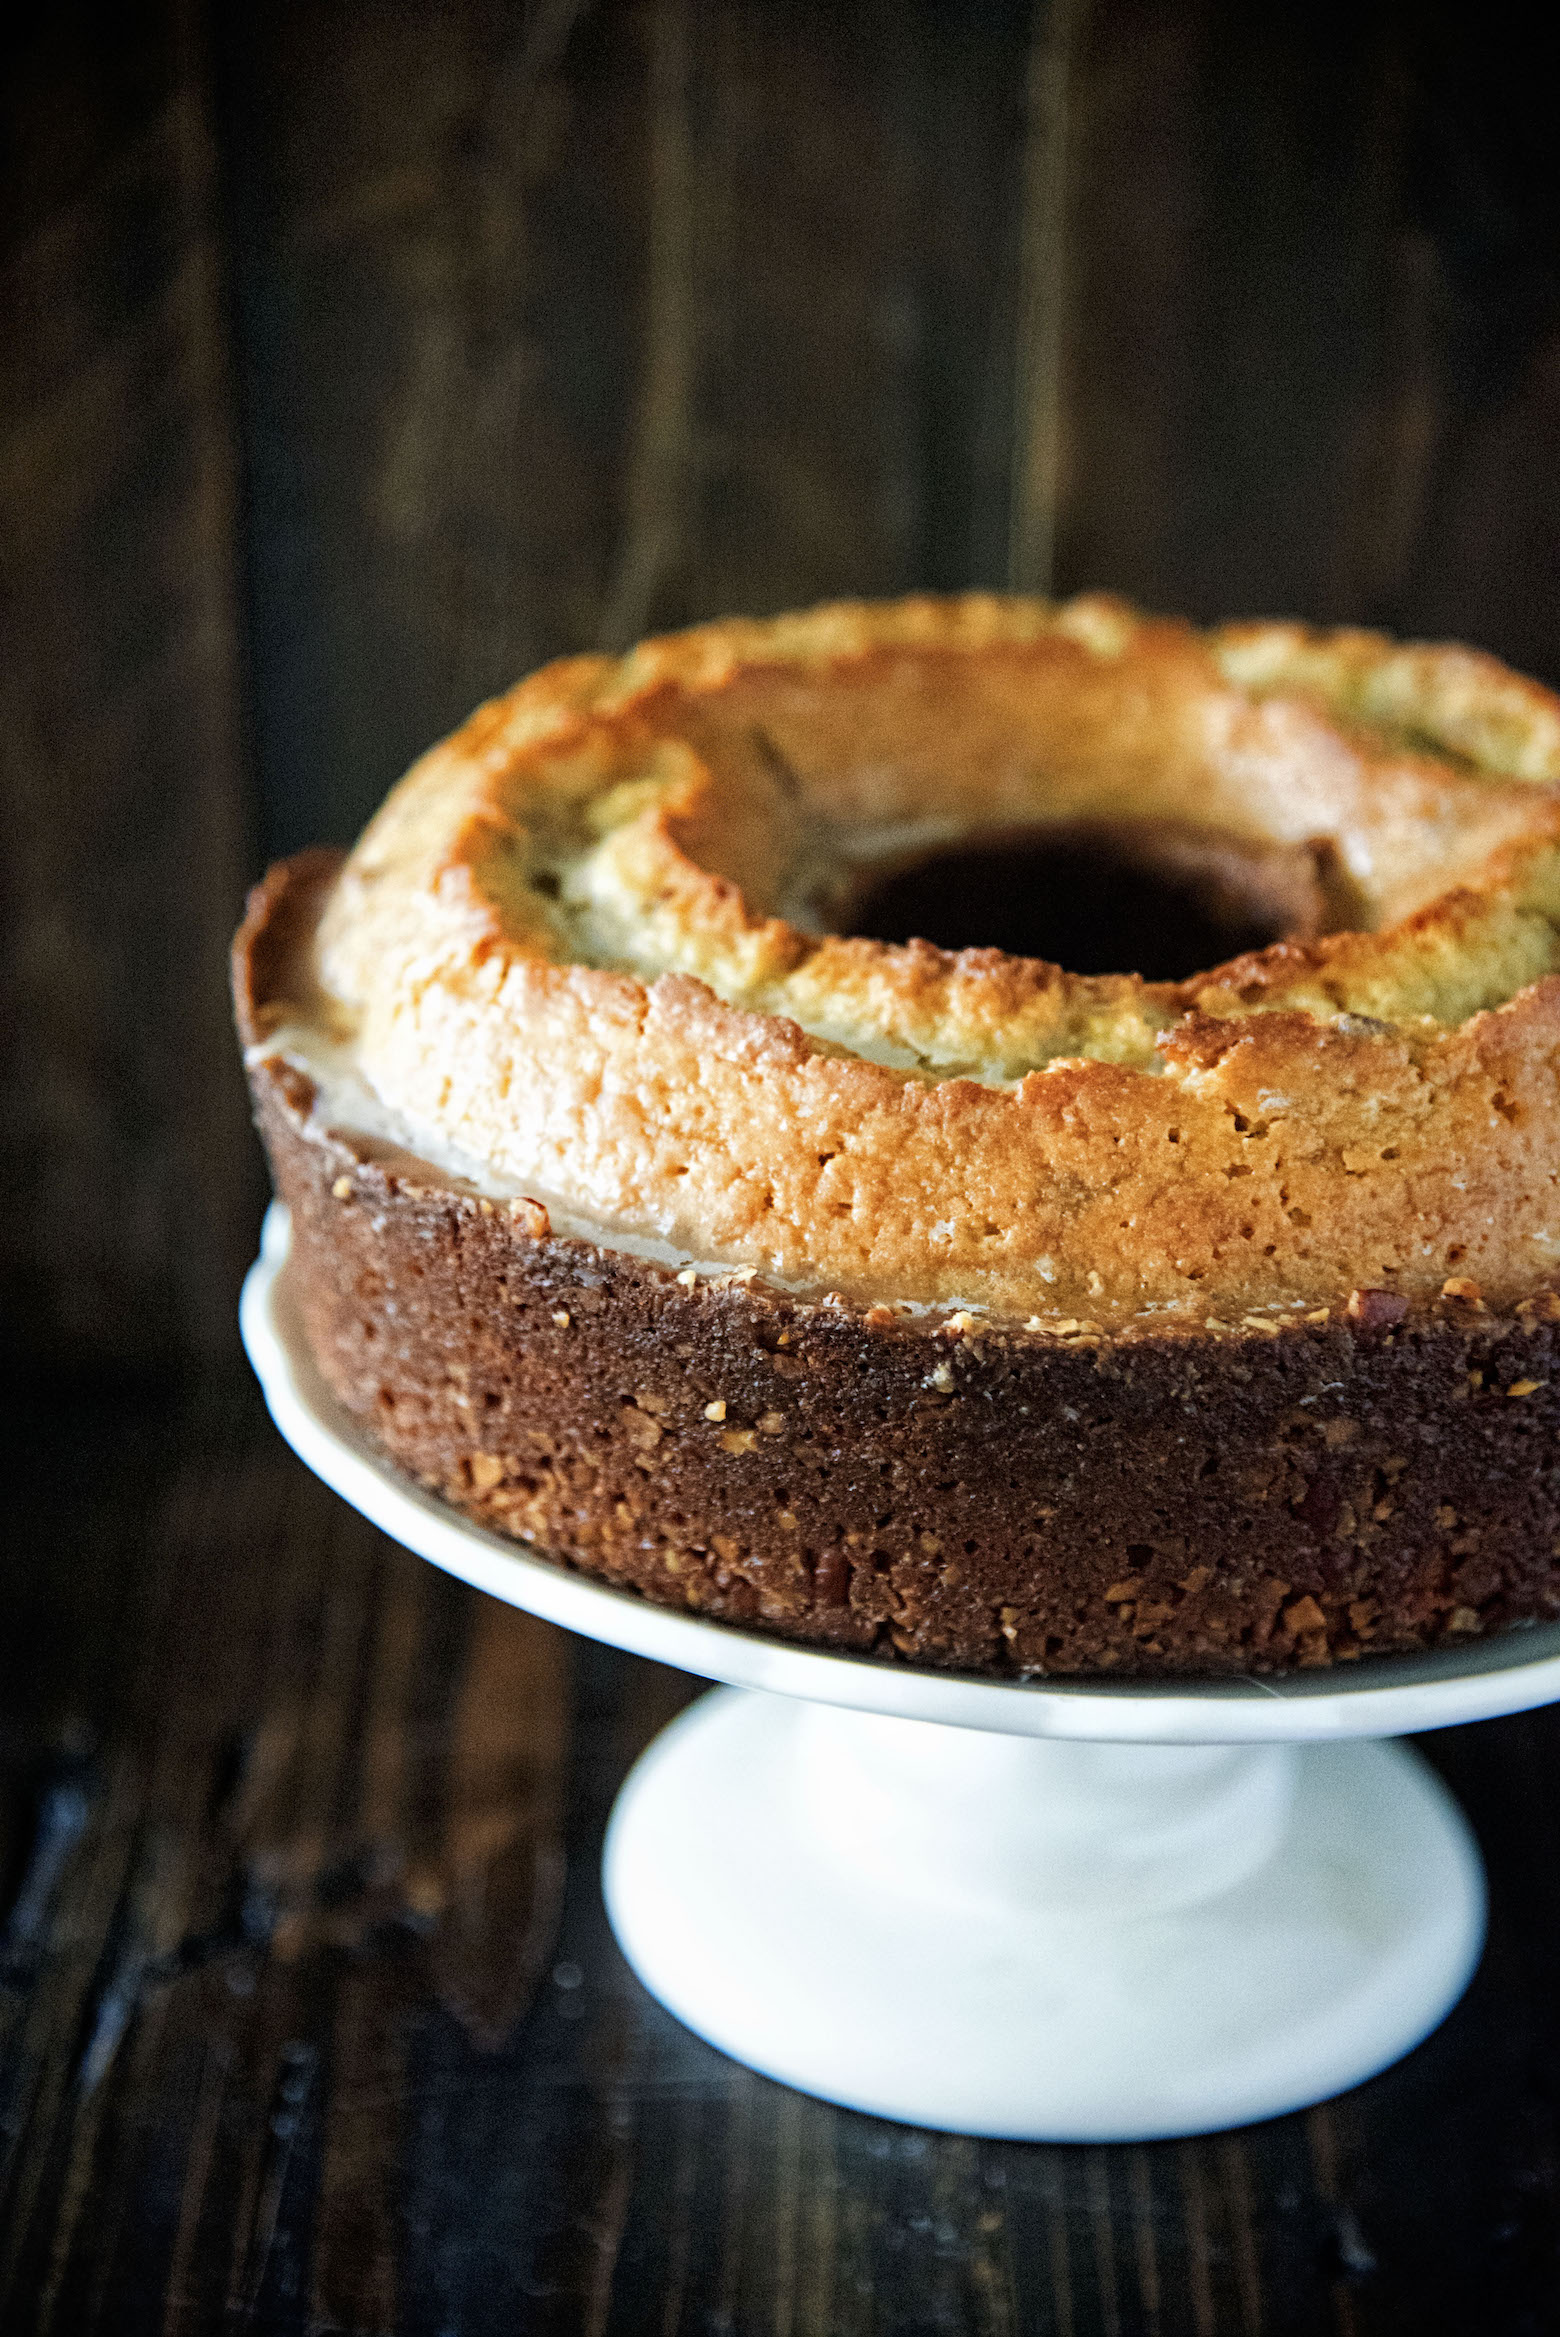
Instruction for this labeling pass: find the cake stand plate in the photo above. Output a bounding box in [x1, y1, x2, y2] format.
[242, 1207, 1560, 2139]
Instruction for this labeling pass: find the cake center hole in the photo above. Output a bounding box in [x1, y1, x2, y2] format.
[846, 825, 1331, 980]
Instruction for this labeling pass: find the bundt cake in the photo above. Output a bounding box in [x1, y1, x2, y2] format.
[235, 594, 1560, 1674]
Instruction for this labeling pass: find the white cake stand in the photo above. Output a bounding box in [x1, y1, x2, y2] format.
[242, 1205, 1560, 2141]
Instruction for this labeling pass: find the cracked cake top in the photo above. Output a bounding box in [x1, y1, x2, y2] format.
[243, 593, 1560, 1324]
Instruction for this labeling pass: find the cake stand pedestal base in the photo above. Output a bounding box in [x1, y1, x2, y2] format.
[603, 1688, 1485, 2141]
[245, 1211, 1556, 2143]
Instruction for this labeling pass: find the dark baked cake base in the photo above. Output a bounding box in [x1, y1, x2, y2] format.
[247, 1056, 1560, 1679]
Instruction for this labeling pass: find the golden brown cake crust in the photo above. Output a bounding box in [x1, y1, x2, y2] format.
[279, 594, 1560, 1325]
[246, 1032, 1560, 1678]
[234, 594, 1560, 1677]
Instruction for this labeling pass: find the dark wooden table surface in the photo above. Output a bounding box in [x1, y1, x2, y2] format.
[5, 1369, 1560, 2336]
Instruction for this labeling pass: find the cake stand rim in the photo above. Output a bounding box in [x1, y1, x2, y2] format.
[240, 1205, 1560, 1746]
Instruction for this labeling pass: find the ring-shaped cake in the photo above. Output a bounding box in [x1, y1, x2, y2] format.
[236, 595, 1560, 1675]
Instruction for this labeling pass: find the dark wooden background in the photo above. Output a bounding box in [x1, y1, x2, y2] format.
[6, 1, 1560, 2327]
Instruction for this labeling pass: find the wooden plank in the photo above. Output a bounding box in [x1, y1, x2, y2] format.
[0, 2, 256, 1376]
[604, 0, 1037, 627]
[1371, 1, 1560, 680]
[1056, 0, 1406, 622]
[1054, 0, 1560, 698]
[1008, 0, 1091, 594]
[219, 0, 1040, 861]
[667, 0, 928, 626]
[214, 0, 649, 857]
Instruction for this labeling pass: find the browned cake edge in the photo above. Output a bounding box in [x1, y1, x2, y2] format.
[244, 1038, 1560, 1680]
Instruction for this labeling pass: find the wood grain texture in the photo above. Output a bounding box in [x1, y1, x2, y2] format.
[0, 2, 257, 1374]
[4, 1378, 1560, 2334]
[1008, 0, 1088, 594]
[214, 0, 647, 859]
[218, 0, 1046, 855]
[1054, 0, 1560, 674]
